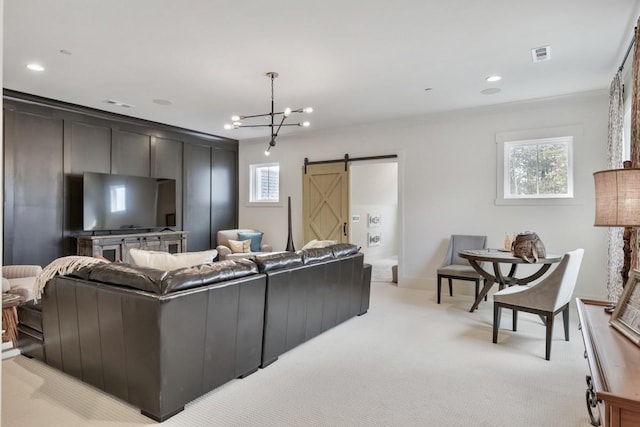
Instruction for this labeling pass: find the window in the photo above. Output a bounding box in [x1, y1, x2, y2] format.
[504, 136, 573, 199]
[496, 125, 581, 206]
[250, 163, 280, 203]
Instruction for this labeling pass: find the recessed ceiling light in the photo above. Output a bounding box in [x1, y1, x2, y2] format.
[27, 63, 45, 72]
[424, 87, 433, 92]
[481, 88, 501, 95]
[486, 75, 502, 82]
[59, 49, 72, 55]
[153, 99, 173, 106]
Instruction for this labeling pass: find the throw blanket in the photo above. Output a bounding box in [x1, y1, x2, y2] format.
[34, 256, 108, 300]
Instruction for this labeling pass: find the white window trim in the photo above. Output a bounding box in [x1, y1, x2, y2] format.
[496, 125, 583, 206]
[248, 162, 282, 207]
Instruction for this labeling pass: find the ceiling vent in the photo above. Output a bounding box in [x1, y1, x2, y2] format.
[531, 46, 551, 63]
[103, 99, 134, 108]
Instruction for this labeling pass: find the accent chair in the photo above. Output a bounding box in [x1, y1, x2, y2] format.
[437, 235, 487, 304]
[492, 248, 584, 360]
[2, 265, 42, 302]
[216, 229, 273, 260]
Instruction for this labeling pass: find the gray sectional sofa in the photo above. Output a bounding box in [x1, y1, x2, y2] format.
[17, 244, 371, 422]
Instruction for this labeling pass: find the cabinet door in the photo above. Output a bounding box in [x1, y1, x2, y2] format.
[184, 144, 212, 251]
[142, 235, 162, 252]
[4, 109, 64, 266]
[211, 148, 238, 238]
[151, 137, 183, 228]
[113, 130, 150, 177]
[121, 238, 143, 264]
[70, 122, 112, 174]
[160, 234, 185, 254]
[66, 122, 113, 253]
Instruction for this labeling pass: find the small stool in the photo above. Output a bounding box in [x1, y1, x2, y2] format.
[2, 293, 25, 347]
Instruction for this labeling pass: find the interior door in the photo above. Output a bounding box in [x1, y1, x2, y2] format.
[302, 162, 350, 244]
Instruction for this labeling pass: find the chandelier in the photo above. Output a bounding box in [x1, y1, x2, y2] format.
[224, 72, 312, 155]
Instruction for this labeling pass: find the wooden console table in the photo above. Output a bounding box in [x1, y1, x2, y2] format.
[77, 231, 187, 264]
[576, 298, 640, 427]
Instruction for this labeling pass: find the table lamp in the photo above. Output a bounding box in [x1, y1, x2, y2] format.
[593, 162, 640, 293]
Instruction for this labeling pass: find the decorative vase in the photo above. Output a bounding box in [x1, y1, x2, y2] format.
[286, 196, 295, 252]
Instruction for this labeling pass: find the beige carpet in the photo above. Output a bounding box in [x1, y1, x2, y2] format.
[2, 282, 592, 426]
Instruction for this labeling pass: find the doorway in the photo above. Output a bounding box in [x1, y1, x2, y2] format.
[349, 161, 398, 282]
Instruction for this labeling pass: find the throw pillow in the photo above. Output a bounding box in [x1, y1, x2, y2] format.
[237, 231, 264, 252]
[302, 239, 337, 250]
[2, 277, 11, 293]
[129, 249, 218, 270]
[228, 239, 251, 253]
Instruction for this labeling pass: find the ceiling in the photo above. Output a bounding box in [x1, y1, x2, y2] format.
[4, 1, 640, 142]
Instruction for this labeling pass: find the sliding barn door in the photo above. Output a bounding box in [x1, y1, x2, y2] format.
[302, 163, 350, 244]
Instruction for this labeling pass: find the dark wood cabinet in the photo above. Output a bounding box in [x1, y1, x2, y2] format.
[3, 90, 238, 266]
[577, 298, 640, 427]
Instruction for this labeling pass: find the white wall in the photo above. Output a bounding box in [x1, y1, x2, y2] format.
[350, 161, 398, 262]
[239, 90, 609, 300]
[1, 0, 5, 402]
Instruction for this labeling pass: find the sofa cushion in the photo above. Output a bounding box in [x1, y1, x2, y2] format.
[301, 239, 337, 250]
[129, 249, 218, 270]
[254, 252, 303, 272]
[330, 243, 359, 258]
[237, 231, 264, 252]
[161, 259, 259, 294]
[17, 301, 43, 332]
[87, 263, 167, 294]
[300, 247, 335, 265]
[228, 239, 251, 253]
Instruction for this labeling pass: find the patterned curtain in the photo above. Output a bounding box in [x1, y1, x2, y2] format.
[631, 21, 640, 278]
[607, 71, 624, 301]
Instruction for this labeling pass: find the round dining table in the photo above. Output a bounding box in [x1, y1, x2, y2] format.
[458, 249, 562, 312]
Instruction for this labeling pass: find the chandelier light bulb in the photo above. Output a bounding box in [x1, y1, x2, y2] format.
[284, 108, 292, 117]
[265, 142, 274, 156]
[231, 115, 241, 121]
[233, 121, 242, 126]
[302, 121, 310, 127]
[303, 107, 313, 113]
[224, 124, 232, 130]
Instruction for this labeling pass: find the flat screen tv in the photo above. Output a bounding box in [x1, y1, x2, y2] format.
[83, 172, 177, 232]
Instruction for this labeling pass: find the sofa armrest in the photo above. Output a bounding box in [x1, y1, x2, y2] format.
[7, 287, 29, 300]
[2, 265, 42, 279]
[216, 245, 232, 260]
[260, 244, 273, 252]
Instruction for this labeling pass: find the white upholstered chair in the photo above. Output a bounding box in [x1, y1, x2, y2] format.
[2, 265, 42, 302]
[437, 235, 487, 304]
[216, 229, 273, 260]
[492, 248, 584, 360]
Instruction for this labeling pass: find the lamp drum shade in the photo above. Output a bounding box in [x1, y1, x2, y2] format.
[593, 168, 640, 227]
